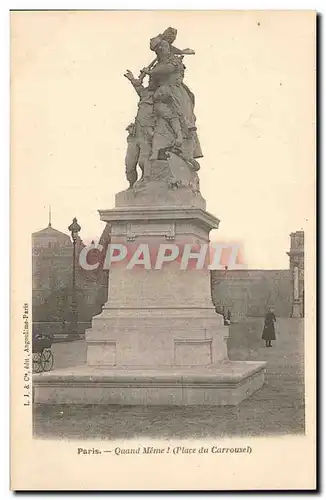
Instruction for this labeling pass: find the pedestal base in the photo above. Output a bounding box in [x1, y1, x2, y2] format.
[33, 361, 266, 406]
[291, 302, 302, 318]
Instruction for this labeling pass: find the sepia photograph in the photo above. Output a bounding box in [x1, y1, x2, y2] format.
[10, 9, 316, 490]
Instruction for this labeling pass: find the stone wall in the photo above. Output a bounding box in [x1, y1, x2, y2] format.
[211, 269, 292, 319]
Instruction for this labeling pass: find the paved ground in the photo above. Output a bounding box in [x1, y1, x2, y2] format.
[33, 317, 304, 440]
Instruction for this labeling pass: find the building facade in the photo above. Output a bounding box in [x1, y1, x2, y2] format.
[32, 222, 110, 335]
[287, 230, 305, 317]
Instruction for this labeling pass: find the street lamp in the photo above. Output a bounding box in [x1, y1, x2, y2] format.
[212, 266, 228, 317]
[68, 217, 81, 337]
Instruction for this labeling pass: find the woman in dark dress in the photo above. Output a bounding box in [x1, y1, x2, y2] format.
[262, 308, 276, 347]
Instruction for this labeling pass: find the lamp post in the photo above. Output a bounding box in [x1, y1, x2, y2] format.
[68, 217, 81, 336]
[212, 266, 228, 317]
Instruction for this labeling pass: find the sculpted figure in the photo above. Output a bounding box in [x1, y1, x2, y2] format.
[150, 27, 195, 59]
[124, 27, 202, 188]
[137, 27, 195, 82]
[123, 70, 156, 187]
[146, 32, 203, 165]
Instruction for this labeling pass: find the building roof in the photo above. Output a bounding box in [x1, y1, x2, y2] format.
[32, 224, 72, 247]
[99, 223, 111, 246]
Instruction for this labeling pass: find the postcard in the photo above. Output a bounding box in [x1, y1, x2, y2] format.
[10, 10, 316, 490]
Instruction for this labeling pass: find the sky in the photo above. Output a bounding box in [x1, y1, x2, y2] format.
[11, 10, 315, 268]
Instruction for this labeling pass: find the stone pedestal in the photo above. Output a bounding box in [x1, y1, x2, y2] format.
[291, 300, 302, 318]
[33, 363, 266, 406]
[34, 168, 266, 405]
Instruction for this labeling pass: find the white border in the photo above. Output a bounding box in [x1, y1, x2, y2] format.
[3, 1, 323, 498]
